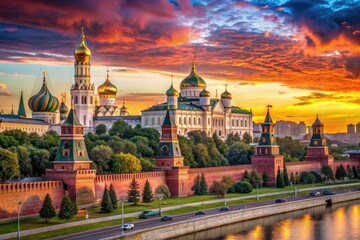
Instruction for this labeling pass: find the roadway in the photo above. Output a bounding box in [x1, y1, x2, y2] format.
[49, 188, 358, 240]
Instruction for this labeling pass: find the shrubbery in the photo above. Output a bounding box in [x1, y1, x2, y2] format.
[233, 181, 253, 193]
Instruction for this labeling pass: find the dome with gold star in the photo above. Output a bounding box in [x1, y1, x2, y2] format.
[97, 69, 118, 98]
[180, 61, 206, 88]
[28, 72, 60, 112]
[74, 27, 91, 62]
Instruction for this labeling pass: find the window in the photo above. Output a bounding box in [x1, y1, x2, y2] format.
[198, 118, 201, 125]
[189, 117, 192, 125]
[74, 96, 78, 104]
[184, 117, 186, 125]
[194, 117, 196, 125]
[232, 119, 234, 126]
[236, 119, 239, 127]
[83, 115, 86, 126]
[152, 117, 155, 125]
[245, 120, 247, 127]
[179, 117, 182, 124]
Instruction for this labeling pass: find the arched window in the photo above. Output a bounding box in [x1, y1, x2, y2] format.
[194, 117, 196, 125]
[152, 117, 155, 125]
[84, 96, 87, 104]
[232, 119, 234, 126]
[184, 117, 186, 125]
[83, 115, 86, 126]
[189, 117, 192, 125]
[241, 120, 243, 127]
[157, 117, 161, 125]
[179, 117, 182, 124]
[74, 96, 78, 104]
[236, 119, 239, 127]
[198, 118, 201, 125]
[245, 120, 247, 127]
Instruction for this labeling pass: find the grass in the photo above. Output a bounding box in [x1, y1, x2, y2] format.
[1, 180, 359, 236]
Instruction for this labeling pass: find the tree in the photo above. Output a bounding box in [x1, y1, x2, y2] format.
[90, 145, 113, 173]
[242, 132, 252, 144]
[300, 172, 316, 184]
[109, 120, 133, 138]
[295, 172, 300, 184]
[283, 164, 290, 186]
[352, 166, 359, 179]
[321, 165, 334, 182]
[191, 175, 202, 195]
[178, 135, 197, 168]
[155, 184, 171, 200]
[30, 148, 51, 176]
[109, 183, 118, 209]
[95, 124, 107, 135]
[13, 146, 32, 177]
[212, 132, 228, 155]
[346, 165, 354, 179]
[338, 165, 347, 181]
[221, 175, 234, 192]
[227, 142, 253, 165]
[58, 194, 76, 221]
[100, 184, 113, 213]
[210, 181, 227, 197]
[289, 172, 295, 185]
[200, 173, 208, 195]
[39, 193, 56, 222]
[250, 170, 262, 187]
[0, 147, 19, 182]
[262, 172, 269, 187]
[310, 171, 323, 183]
[243, 170, 250, 181]
[193, 143, 211, 167]
[276, 167, 285, 188]
[142, 180, 154, 203]
[111, 153, 142, 173]
[127, 178, 140, 205]
[234, 181, 253, 193]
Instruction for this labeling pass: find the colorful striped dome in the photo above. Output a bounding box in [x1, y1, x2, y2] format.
[28, 72, 60, 113]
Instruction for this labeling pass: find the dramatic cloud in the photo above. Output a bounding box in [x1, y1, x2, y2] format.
[0, 0, 359, 93]
[294, 92, 360, 106]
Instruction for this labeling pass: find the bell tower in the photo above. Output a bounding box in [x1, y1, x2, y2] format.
[70, 27, 94, 133]
[251, 106, 284, 186]
[305, 115, 333, 166]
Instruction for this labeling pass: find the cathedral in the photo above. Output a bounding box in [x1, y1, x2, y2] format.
[0, 28, 252, 139]
[141, 61, 253, 138]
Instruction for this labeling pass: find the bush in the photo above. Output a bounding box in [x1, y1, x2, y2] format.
[300, 171, 316, 184]
[233, 181, 253, 193]
[310, 171, 323, 183]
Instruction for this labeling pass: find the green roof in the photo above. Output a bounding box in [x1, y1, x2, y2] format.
[63, 109, 82, 126]
[143, 103, 204, 112]
[162, 110, 175, 126]
[166, 83, 178, 96]
[231, 106, 251, 114]
[180, 62, 207, 88]
[264, 108, 273, 124]
[18, 91, 26, 118]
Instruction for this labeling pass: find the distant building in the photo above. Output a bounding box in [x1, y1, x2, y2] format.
[356, 122, 360, 133]
[347, 124, 355, 134]
[274, 120, 306, 139]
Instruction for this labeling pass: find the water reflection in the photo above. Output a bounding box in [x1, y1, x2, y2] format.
[173, 200, 360, 240]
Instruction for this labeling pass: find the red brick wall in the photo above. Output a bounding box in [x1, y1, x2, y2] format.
[333, 160, 360, 169]
[0, 181, 64, 219]
[94, 172, 167, 200]
[285, 161, 322, 176]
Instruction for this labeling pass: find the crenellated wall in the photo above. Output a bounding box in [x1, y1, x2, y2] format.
[0, 181, 64, 219]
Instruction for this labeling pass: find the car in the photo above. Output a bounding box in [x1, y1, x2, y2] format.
[161, 216, 173, 221]
[309, 191, 320, 196]
[323, 190, 336, 195]
[220, 206, 230, 211]
[121, 224, 134, 231]
[275, 198, 287, 203]
[139, 210, 161, 219]
[195, 210, 206, 215]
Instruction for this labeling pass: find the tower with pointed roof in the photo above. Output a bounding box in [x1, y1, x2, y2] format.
[18, 91, 26, 118]
[45, 105, 96, 205]
[305, 115, 333, 166]
[155, 109, 184, 169]
[120, 100, 128, 116]
[251, 106, 284, 186]
[166, 77, 179, 110]
[70, 27, 94, 133]
[28, 71, 60, 124]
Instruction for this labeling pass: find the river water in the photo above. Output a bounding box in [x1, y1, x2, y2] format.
[174, 200, 360, 240]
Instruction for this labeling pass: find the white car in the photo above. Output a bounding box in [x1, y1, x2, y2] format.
[121, 224, 134, 231]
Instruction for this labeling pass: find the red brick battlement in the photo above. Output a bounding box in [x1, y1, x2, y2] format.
[0, 181, 63, 194]
[188, 165, 252, 175]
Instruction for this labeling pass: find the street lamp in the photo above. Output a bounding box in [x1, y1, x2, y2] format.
[85, 208, 89, 224]
[119, 195, 127, 235]
[256, 183, 259, 200]
[17, 201, 22, 240]
[156, 193, 164, 216]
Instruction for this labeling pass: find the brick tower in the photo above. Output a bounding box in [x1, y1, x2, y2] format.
[45, 106, 96, 205]
[305, 115, 333, 167]
[155, 109, 189, 196]
[251, 106, 284, 185]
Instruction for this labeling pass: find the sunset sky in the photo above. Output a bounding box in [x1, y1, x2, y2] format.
[0, 0, 359, 132]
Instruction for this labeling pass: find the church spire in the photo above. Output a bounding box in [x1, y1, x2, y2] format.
[18, 91, 26, 118]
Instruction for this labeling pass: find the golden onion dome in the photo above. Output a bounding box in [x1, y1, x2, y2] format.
[97, 69, 118, 98]
[221, 84, 232, 99]
[180, 60, 207, 88]
[74, 27, 91, 62]
[28, 71, 60, 113]
[200, 89, 210, 97]
[166, 82, 178, 96]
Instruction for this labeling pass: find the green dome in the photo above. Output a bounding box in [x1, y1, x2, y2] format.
[200, 89, 210, 97]
[28, 72, 60, 113]
[166, 83, 178, 96]
[180, 61, 206, 88]
[59, 101, 69, 114]
[221, 90, 232, 99]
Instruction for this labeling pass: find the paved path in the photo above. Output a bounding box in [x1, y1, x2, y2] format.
[1, 182, 359, 240]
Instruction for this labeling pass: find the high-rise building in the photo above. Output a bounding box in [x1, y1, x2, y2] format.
[347, 124, 355, 134]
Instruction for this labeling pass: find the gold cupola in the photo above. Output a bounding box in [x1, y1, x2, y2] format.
[97, 68, 118, 98]
[74, 27, 91, 62]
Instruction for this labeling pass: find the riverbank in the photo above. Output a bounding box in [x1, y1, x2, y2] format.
[109, 191, 360, 240]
